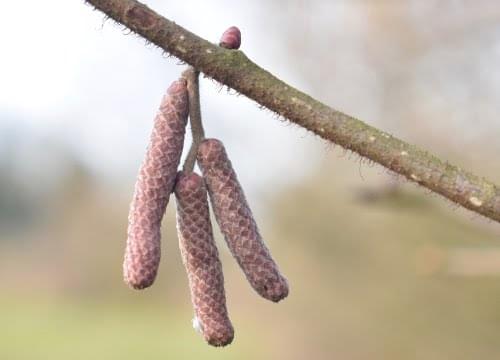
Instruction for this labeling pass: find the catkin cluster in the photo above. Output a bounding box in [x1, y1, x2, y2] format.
[122, 26, 288, 347]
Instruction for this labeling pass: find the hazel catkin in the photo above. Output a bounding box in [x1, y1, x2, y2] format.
[175, 171, 234, 347]
[123, 78, 188, 290]
[197, 139, 289, 302]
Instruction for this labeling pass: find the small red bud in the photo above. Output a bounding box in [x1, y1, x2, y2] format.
[219, 26, 241, 50]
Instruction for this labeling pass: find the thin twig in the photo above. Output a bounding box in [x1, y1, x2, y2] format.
[182, 67, 205, 173]
[84, 0, 500, 223]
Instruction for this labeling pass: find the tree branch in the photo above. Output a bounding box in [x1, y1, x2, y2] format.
[85, 0, 500, 223]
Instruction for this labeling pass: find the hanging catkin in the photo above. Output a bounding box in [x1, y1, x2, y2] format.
[197, 139, 289, 302]
[175, 171, 234, 347]
[123, 78, 189, 290]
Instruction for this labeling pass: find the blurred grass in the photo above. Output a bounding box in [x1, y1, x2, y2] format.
[261, 154, 500, 359]
[0, 297, 260, 360]
[2, 147, 500, 359]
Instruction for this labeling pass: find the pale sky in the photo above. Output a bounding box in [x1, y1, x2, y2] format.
[2, 1, 500, 200]
[0, 0, 321, 197]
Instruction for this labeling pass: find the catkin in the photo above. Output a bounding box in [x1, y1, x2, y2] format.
[197, 139, 289, 302]
[123, 78, 188, 290]
[175, 171, 234, 347]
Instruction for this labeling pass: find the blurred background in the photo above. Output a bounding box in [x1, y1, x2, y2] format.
[2, 0, 500, 359]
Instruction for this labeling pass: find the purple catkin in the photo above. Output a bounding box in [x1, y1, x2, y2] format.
[175, 171, 234, 347]
[197, 139, 289, 302]
[123, 78, 188, 290]
[219, 26, 241, 50]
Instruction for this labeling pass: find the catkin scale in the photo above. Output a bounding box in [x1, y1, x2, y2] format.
[219, 26, 241, 50]
[123, 79, 188, 290]
[197, 139, 289, 302]
[175, 171, 234, 347]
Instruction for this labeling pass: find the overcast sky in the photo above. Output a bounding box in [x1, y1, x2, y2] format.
[0, 0, 321, 199]
[2, 1, 500, 201]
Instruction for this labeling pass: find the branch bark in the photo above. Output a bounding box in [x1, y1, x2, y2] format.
[85, 0, 500, 223]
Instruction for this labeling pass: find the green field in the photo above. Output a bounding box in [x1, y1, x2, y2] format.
[1, 298, 260, 360]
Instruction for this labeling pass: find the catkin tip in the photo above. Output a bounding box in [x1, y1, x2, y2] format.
[125, 279, 154, 290]
[123, 248, 159, 290]
[265, 276, 289, 302]
[204, 325, 235, 347]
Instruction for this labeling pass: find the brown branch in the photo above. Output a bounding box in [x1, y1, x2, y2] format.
[84, 0, 500, 223]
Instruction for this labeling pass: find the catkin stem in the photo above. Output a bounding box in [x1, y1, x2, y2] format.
[182, 67, 205, 173]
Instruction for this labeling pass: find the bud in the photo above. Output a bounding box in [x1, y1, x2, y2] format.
[123, 78, 189, 290]
[219, 26, 241, 50]
[175, 171, 234, 346]
[197, 139, 289, 302]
